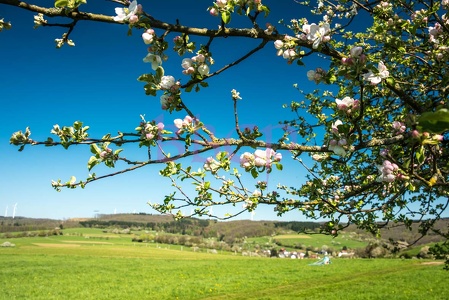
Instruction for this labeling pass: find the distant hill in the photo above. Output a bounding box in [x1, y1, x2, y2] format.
[0, 216, 78, 233]
[1, 214, 447, 247]
[347, 218, 449, 245]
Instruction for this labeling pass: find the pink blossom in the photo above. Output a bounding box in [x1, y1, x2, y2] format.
[240, 152, 254, 169]
[377, 160, 399, 183]
[129, 15, 138, 24]
[336, 96, 358, 112]
[143, 28, 155, 42]
[274, 40, 284, 50]
[209, 8, 218, 16]
[274, 153, 282, 162]
[216, 0, 227, 8]
[331, 120, 343, 134]
[173, 119, 183, 129]
[282, 49, 296, 59]
[392, 121, 406, 134]
[350, 46, 363, 58]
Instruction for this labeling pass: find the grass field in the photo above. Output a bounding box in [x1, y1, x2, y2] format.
[0, 230, 447, 299]
[248, 233, 367, 251]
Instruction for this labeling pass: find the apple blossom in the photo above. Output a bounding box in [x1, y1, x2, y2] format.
[231, 89, 242, 100]
[274, 152, 282, 162]
[331, 120, 343, 134]
[192, 54, 205, 63]
[307, 23, 331, 49]
[160, 94, 171, 109]
[160, 75, 176, 90]
[197, 64, 210, 76]
[113, 0, 139, 22]
[216, 0, 227, 8]
[307, 68, 326, 84]
[142, 53, 162, 70]
[274, 40, 283, 50]
[240, 152, 255, 169]
[328, 139, 346, 156]
[140, 122, 165, 141]
[363, 61, 389, 85]
[181, 58, 193, 69]
[392, 121, 406, 134]
[335, 96, 359, 112]
[253, 190, 262, 197]
[377, 160, 399, 183]
[429, 23, 443, 43]
[142, 29, 155, 44]
[312, 153, 328, 161]
[203, 157, 221, 174]
[33, 13, 47, 29]
[209, 8, 218, 16]
[282, 49, 296, 60]
[350, 46, 363, 58]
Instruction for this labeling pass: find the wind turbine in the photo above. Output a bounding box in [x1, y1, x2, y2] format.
[209, 207, 213, 219]
[4, 205, 7, 217]
[12, 203, 17, 219]
[250, 210, 255, 221]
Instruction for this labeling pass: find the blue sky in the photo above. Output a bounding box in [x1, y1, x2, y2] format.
[0, 1, 326, 220]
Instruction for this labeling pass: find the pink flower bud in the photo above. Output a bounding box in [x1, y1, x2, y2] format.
[209, 8, 218, 16]
[129, 15, 138, 24]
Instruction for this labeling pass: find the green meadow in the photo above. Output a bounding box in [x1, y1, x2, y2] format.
[0, 230, 447, 299]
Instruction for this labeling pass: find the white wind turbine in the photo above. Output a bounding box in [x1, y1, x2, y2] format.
[12, 203, 18, 219]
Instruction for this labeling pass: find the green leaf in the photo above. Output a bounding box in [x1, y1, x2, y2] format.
[415, 146, 425, 165]
[221, 11, 231, 24]
[155, 66, 164, 81]
[87, 156, 99, 171]
[137, 73, 155, 83]
[417, 108, 449, 134]
[251, 168, 258, 179]
[260, 5, 270, 17]
[275, 163, 283, 171]
[90, 143, 101, 155]
[54, 0, 69, 8]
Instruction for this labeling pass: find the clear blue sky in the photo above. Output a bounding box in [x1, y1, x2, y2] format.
[0, 1, 325, 220]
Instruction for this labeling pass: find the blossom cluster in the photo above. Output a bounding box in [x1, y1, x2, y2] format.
[328, 120, 349, 157]
[203, 157, 221, 174]
[392, 121, 406, 135]
[341, 46, 366, 66]
[307, 68, 327, 84]
[240, 148, 282, 171]
[174, 115, 201, 134]
[139, 121, 165, 141]
[208, 0, 264, 17]
[99, 147, 113, 160]
[340, 46, 389, 85]
[274, 36, 298, 62]
[300, 22, 331, 49]
[113, 0, 142, 23]
[335, 96, 359, 114]
[377, 160, 399, 183]
[33, 13, 47, 29]
[181, 53, 213, 77]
